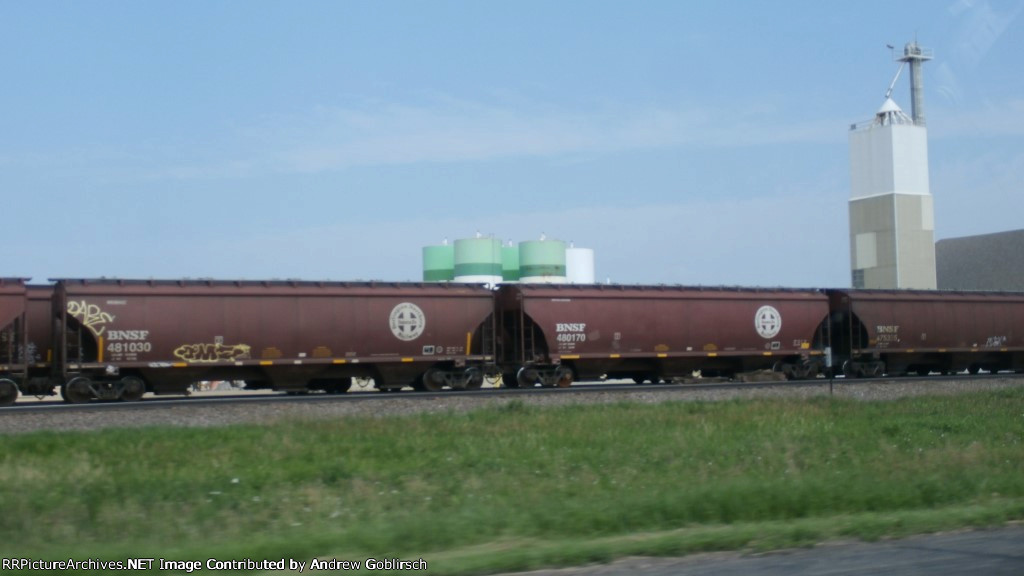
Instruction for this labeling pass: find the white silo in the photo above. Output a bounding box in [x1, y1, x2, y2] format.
[565, 242, 595, 284]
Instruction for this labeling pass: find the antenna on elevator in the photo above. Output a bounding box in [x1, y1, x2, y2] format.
[883, 44, 904, 101]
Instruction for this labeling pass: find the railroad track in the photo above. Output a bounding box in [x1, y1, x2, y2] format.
[2, 374, 1022, 436]
[5, 372, 1020, 412]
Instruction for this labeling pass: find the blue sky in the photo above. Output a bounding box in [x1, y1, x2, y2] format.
[3, 0, 1022, 286]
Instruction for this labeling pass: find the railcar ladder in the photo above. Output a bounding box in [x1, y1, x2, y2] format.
[521, 313, 537, 362]
[478, 314, 495, 357]
[0, 322, 16, 366]
[64, 321, 87, 364]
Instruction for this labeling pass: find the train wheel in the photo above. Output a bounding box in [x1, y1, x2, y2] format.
[120, 377, 146, 402]
[0, 379, 18, 407]
[774, 362, 794, 380]
[464, 368, 484, 390]
[61, 377, 93, 404]
[500, 372, 519, 388]
[555, 366, 574, 388]
[421, 369, 445, 392]
[842, 361, 857, 378]
[968, 364, 980, 375]
[516, 367, 538, 388]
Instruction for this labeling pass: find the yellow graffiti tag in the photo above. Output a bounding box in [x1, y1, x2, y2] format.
[174, 343, 252, 363]
[66, 301, 115, 337]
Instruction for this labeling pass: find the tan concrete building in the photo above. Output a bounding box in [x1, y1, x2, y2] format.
[936, 229, 1024, 291]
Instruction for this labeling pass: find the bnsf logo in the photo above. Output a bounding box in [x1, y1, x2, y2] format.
[556, 322, 587, 344]
[106, 330, 150, 341]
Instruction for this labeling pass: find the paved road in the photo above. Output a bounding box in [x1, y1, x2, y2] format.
[498, 525, 1024, 576]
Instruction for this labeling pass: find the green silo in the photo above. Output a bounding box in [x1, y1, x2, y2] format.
[502, 242, 520, 281]
[454, 237, 503, 285]
[422, 244, 455, 282]
[519, 239, 567, 283]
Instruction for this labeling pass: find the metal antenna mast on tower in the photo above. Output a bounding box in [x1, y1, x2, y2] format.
[898, 41, 933, 126]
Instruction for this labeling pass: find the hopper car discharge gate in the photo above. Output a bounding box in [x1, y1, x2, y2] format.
[413, 315, 496, 392]
[0, 279, 37, 405]
[497, 307, 574, 389]
[59, 310, 147, 403]
[828, 303, 886, 378]
[0, 307, 26, 406]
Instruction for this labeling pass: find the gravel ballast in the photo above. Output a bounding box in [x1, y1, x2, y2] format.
[2, 377, 1022, 435]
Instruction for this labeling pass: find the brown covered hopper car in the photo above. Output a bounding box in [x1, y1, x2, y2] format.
[497, 284, 831, 387]
[0, 278, 29, 405]
[12, 285, 61, 401]
[52, 279, 497, 402]
[829, 289, 1024, 377]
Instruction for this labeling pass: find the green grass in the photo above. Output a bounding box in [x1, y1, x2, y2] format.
[2, 389, 1023, 574]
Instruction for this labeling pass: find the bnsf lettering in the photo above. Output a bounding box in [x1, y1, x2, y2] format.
[556, 323, 586, 332]
[106, 330, 150, 341]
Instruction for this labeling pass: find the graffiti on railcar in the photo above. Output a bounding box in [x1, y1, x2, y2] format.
[174, 340, 252, 363]
[67, 301, 115, 337]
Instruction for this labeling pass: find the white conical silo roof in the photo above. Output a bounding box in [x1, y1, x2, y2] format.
[877, 97, 902, 115]
[874, 98, 913, 126]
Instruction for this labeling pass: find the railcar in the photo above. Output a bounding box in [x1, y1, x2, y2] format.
[17, 284, 60, 399]
[496, 284, 832, 387]
[5, 278, 1024, 406]
[829, 289, 1024, 377]
[44, 279, 496, 402]
[0, 278, 29, 405]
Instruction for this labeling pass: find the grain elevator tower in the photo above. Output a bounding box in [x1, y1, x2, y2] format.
[848, 41, 937, 289]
